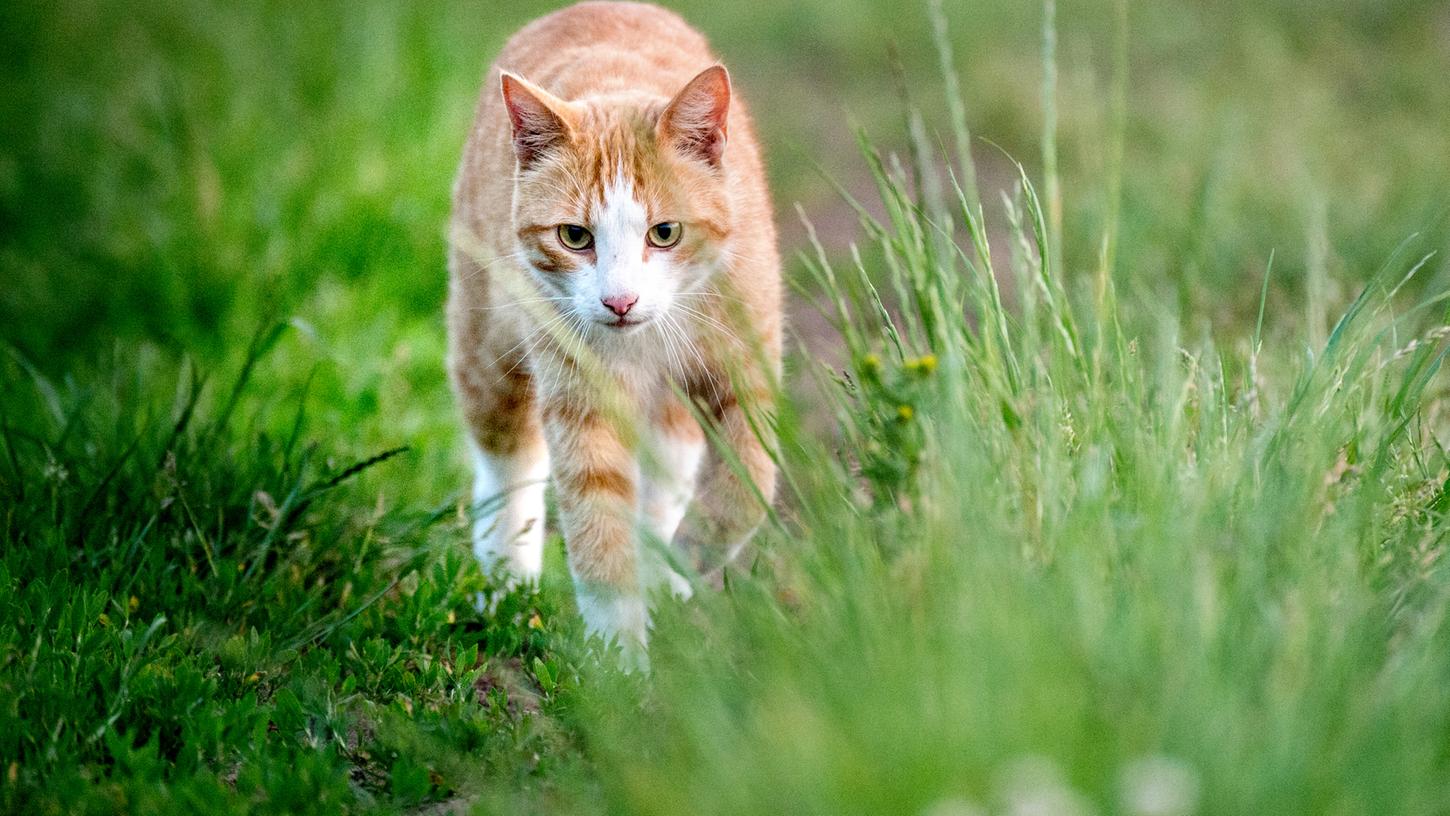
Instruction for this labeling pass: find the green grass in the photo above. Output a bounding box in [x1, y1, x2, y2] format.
[4, 0, 1450, 813]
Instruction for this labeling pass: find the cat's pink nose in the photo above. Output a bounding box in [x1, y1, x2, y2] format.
[601, 293, 638, 317]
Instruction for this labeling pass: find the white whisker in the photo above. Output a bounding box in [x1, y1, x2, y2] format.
[456, 249, 531, 283]
[469, 295, 569, 313]
[673, 302, 736, 339]
[655, 316, 687, 385]
[498, 310, 572, 375]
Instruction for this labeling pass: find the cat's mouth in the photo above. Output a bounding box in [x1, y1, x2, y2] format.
[602, 315, 650, 332]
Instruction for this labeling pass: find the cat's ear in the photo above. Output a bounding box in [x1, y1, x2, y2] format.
[500, 71, 575, 167]
[658, 65, 731, 167]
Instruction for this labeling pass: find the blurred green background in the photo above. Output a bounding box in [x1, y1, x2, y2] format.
[6, 0, 1448, 372]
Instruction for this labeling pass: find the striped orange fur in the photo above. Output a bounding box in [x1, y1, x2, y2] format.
[446, 1, 781, 666]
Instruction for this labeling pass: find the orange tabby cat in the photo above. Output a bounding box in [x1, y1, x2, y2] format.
[447, 1, 780, 665]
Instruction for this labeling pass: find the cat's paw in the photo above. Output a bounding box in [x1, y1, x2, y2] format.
[641, 549, 695, 601]
[661, 568, 694, 601]
[574, 585, 650, 672]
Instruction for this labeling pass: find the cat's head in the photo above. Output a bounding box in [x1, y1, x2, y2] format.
[500, 66, 732, 336]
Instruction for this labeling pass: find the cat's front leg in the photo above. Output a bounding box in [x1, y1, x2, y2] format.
[469, 436, 549, 587]
[448, 277, 549, 595]
[541, 387, 650, 668]
[673, 374, 777, 585]
[639, 394, 705, 600]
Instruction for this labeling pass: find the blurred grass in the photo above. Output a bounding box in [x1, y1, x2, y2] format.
[3, 0, 1450, 813]
[6, 0, 1449, 369]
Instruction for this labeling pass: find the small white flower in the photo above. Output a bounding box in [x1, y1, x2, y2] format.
[919, 796, 987, 816]
[996, 756, 1094, 816]
[1118, 754, 1200, 816]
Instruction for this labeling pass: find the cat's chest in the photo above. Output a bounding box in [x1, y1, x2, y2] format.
[526, 338, 693, 400]
[609, 347, 693, 397]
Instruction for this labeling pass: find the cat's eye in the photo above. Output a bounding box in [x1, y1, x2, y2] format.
[557, 224, 594, 251]
[647, 222, 683, 248]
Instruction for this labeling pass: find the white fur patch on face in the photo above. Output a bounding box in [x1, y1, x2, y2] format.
[597, 172, 648, 274]
[568, 171, 675, 332]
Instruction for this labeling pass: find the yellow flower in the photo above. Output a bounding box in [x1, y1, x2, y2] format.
[897, 404, 914, 421]
[914, 354, 938, 374]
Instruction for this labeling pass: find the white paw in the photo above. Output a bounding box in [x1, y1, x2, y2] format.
[661, 567, 694, 601]
[638, 539, 695, 602]
[573, 585, 650, 671]
[469, 442, 548, 584]
[471, 514, 544, 583]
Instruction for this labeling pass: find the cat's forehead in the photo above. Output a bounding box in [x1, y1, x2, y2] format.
[515, 96, 724, 226]
[544, 116, 675, 215]
[573, 106, 663, 186]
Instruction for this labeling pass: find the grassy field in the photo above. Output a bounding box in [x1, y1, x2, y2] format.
[4, 0, 1450, 813]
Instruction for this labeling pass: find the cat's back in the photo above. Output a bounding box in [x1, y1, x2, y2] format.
[496, 2, 716, 98]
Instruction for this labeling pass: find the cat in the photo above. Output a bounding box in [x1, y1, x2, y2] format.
[446, 1, 781, 667]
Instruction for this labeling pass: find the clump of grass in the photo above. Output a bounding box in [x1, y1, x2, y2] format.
[0, 332, 601, 813]
[584, 8, 1450, 816]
